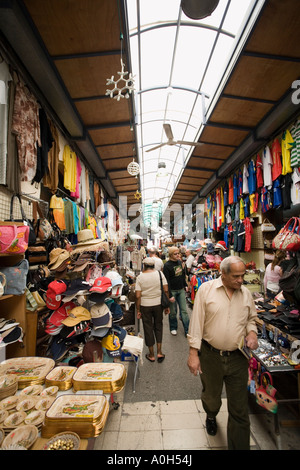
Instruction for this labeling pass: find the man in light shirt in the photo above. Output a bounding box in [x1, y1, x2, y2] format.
[187, 256, 258, 450]
[148, 247, 164, 271]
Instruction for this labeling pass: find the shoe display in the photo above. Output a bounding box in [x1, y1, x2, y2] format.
[170, 330, 177, 336]
[206, 416, 217, 436]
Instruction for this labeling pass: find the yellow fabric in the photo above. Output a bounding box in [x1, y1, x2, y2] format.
[50, 195, 66, 230]
[281, 130, 294, 175]
[63, 145, 77, 192]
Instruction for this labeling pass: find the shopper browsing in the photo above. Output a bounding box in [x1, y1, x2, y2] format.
[187, 256, 258, 450]
[135, 257, 170, 362]
[264, 250, 285, 299]
[163, 246, 190, 336]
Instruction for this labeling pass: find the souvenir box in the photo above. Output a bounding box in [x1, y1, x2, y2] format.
[0, 357, 55, 389]
[72, 363, 127, 393]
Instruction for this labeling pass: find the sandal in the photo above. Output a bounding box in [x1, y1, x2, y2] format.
[157, 354, 165, 363]
[146, 354, 155, 362]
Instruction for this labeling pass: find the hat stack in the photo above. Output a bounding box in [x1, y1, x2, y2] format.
[45, 302, 76, 336]
[45, 280, 67, 310]
[62, 279, 91, 303]
[41, 394, 109, 438]
[69, 252, 96, 273]
[48, 248, 71, 274]
[105, 270, 124, 298]
[72, 362, 127, 394]
[71, 229, 107, 255]
[0, 357, 55, 390]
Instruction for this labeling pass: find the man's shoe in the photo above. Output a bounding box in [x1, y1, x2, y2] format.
[170, 330, 177, 336]
[206, 417, 217, 436]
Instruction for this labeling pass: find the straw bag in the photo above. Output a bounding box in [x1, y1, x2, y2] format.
[0, 222, 29, 254]
[272, 217, 300, 251]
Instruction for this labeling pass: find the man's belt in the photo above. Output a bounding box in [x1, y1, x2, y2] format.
[202, 339, 238, 357]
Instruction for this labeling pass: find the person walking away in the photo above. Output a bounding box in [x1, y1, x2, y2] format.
[148, 246, 164, 271]
[135, 257, 170, 362]
[187, 256, 258, 450]
[185, 249, 195, 274]
[163, 246, 190, 336]
[264, 250, 285, 299]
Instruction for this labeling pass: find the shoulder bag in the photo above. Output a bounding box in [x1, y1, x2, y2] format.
[272, 217, 300, 251]
[9, 194, 36, 246]
[158, 271, 170, 309]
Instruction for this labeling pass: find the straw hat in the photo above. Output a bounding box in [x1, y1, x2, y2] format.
[76, 229, 103, 246]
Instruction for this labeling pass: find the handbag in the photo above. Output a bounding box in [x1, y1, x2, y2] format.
[9, 194, 36, 246]
[0, 222, 29, 254]
[261, 218, 276, 232]
[272, 217, 300, 251]
[36, 204, 54, 241]
[0, 259, 29, 296]
[158, 271, 170, 309]
[255, 372, 278, 414]
[0, 272, 6, 297]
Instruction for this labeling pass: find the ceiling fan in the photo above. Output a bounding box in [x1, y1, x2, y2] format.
[146, 123, 203, 152]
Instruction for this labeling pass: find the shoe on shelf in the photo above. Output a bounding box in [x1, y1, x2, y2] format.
[170, 330, 177, 336]
[206, 416, 217, 436]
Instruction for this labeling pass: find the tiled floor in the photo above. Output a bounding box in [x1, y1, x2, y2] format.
[94, 397, 257, 451]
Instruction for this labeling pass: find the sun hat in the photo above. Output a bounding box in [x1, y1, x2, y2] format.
[76, 229, 103, 246]
[206, 243, 215, 253]
[48, 248, 70, 271]
[61, 306, 91, 327]
[90, 276, 112, 293]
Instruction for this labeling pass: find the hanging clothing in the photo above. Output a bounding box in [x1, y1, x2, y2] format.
[50, 195, 66, 230]
[63, 145, 77, 192]
[43, 121, 60, 192]
[12, 80, 41, 181]
[281, 173, 293, 210]
[262, 146, 273, 188]
[291, 168, 300, 205]
[243, 217, 253, 253]
[70, 156, 82, 199]
[256, 154, 263, 189]
[273, 178, 282, 208]
[290, 121, 300, 168]
[248, 159, 256, 194]
[6, 70, 20, 193]
[281, 130, 294, 175]
[242, 164, 249, 195]
[0, 60, 12, 185]
[228, 176, 234, 205]
[33, 108, 54, 183]
[271, 138, 282, 181]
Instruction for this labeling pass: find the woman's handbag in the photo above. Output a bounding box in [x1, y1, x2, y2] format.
[0, 272, 6, 297]
[0, 259, 29, 296]
[0, 222, 29, 254]
[158, 271, 170, 309]
[255, 372, 278, 414]
[261, 218, 276, 232]
[9, 194, 36, 246]
[272, 217, 300, 251]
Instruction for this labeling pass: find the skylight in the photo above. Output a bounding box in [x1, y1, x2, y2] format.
[125, 0, 265, 226]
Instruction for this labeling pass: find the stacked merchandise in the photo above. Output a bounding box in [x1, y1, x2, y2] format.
[0, 357, 55, 389]
[41, 394, 109, 438]
[45, 366, 77, 391]
[72, 363, 127, 393]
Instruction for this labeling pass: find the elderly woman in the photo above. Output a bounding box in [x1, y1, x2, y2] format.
[135, 257, 170, 362]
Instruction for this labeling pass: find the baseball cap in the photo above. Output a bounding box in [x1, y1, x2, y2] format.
[89, 277, 112, 293]
[61, 306, 91, 327]
[215, 241, 227, 251]
[62, 279, 90, 302]
[46, 280, 67, 310]
[111, 325, 127, 342]
[82, 339, 103, 363]
[90, 303, 112, 328]
[89, 291, 111, 303]
[47, 302, 76, 327]
[101, 333, 122, 357]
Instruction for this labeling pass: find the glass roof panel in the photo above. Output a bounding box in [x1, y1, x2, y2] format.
[126, 0, 265, 227]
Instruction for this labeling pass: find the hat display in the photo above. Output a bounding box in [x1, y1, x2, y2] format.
[48, 249, 70, 271]
[215, 241, 227, 251]
[101, 333, 122, 357]
[206, 243, 214, 253]
[61, 306, 91, 327]
[90, 304, 112, 329]
[89, 291, 111, 303]
[89, 276, 112, 293]
[62, 279, 90, 302]
[46, 280, 67, 310]
[90, 325, 110, 338]
[76, 229, 103, 246]
[82, 339, 103, 363]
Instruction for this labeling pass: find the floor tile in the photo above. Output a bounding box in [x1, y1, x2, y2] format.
[161, 412, 203, 430]
[116, 430, 163, 450]
[120, 413, 161, 432]
[162, 428, 209, 449]
[122, 401, 160, 415]
[159, 399, 198, 414]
